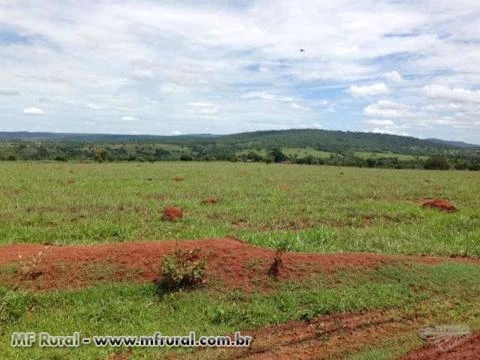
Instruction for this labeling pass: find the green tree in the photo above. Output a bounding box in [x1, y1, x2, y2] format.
[270, 148, 287, 163]
[94, 148, 107, 162]
[424, 156, 450, 170]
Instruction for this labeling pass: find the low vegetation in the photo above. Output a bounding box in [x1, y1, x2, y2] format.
[157, 248, 207, 294]
[1, 262, 479, 359]
[0, 162, 478, 257]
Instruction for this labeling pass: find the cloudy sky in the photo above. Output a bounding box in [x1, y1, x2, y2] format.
[0, 0, 479, 142]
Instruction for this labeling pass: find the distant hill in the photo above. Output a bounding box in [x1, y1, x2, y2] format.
[1, 129, 479, 168]
[0, 129, 478, 157]
[216, 129, 472, 155]
[425, 138, 479, 148]
[0, 131, 218, 143]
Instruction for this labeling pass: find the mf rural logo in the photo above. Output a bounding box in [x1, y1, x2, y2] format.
[420, 324, 471, 352]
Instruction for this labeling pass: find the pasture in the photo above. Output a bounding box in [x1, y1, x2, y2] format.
[0, 162, 478, 255]
[0, 162, 479, 359]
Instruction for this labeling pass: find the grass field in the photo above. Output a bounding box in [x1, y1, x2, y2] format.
[0, 162, 479, 359]
[1, 262, 479, 359]
[0, 162, 478, 256]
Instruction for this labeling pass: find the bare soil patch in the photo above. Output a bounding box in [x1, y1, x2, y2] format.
[181, 309, 418, 360]
[403, 331, 480, 360]
[421, 199, 457, 212]
[0, 237, 476, 292]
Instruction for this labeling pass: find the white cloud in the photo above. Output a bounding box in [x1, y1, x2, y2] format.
[198, 108, 218, 115]
[364, 101, 412, 118]
[241, 91, 293, 102]
[424, 85, 480, 103]
[158, 83, 188, 94]
[372, 100, 409, 110]
[133, 68, 154, 80]
[171, 130, 182, 135]
[371, 127, 408, 136]
[23, 107, 45, 115]
[349, 83, 391, 97]
[187, 102, 214, 107]
[0, 90, 20, 96]
[121, 116, 138, 121]
[365, 119, 395, 126]
[384, 71, 404, 83]
[290, 102, 311, 111]
[86, 103, 103, 110]
[364, 119, 408, 136]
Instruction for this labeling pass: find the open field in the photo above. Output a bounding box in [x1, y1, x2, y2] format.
[0, 162, 478, 255]
[1, 162, 479, 359]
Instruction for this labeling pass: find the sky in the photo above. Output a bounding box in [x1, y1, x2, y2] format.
[0, 0, 479, 143]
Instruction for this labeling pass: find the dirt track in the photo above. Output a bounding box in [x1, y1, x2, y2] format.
[226, 310, 416, 360]
[403, 331, 480, 360]
[187, 311, 478, 360]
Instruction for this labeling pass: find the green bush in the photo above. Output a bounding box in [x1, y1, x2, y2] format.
[157, 248, 207, 294]
[179, 154, 193, 161]
[424, 156, 450, 170]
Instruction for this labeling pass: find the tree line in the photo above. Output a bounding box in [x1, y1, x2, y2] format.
[0, 141, 479, 170]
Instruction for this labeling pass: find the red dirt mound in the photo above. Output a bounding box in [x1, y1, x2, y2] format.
[403, 331, 480, 360]
[421, 199, 457, 212]
[0, 237, 475, 292]
[163, 207, 183, 221]
[173, 176, 184, 182]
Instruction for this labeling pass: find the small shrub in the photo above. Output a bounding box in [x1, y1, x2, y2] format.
[268, 240, 288, 279]
[17, 252, 44, 280]
[157, 248, 207, 294]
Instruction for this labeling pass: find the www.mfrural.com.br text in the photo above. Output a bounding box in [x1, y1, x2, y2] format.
[11, 331, 252, 348]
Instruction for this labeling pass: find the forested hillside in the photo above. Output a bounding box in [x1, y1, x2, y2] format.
[0, 129, 478, 170]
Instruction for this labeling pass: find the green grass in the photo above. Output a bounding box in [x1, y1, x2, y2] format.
[346, 335, 419, 360]
[1, 162, 479, 359]
[282, 147, 333, 158]
[353, 151, 428, 161]
[0, 162, 478, 256]
[1, 262, 479, 359]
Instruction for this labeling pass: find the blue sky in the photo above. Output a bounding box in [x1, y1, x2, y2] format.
[0, 0, 479, 143]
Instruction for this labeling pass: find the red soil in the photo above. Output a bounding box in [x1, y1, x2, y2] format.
[183, 309, 417, 360]
[403, 331, 480, 360]
[163, 207, 183, 221]
[0, 237, 476, 292]
[421, 199, 457, 212]
[186, 311, 479, 359]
